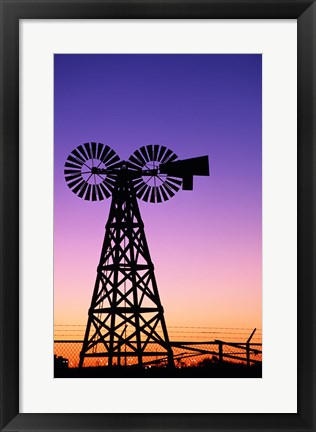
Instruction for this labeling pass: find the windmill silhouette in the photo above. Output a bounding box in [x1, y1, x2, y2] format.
[64, 143, 209, 368]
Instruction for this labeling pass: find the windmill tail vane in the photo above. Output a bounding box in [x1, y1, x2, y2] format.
[64, 143, 210, 367]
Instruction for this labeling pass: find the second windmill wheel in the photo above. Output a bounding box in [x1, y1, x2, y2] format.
[64, 143, 120, 201]
[128, 145, 183, 203]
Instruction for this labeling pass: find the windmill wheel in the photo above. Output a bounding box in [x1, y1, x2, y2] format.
[64, 143, 120, 201]
[128, 145, 182, 203]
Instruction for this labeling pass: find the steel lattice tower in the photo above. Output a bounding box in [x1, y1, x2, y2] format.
[64, 142, 209, 369]
[79, 169, 174, 367]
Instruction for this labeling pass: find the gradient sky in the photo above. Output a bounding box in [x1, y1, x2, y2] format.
[54, 54, 262, 340]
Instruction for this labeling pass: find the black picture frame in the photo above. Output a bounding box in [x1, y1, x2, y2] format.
[0, 1, 315, 431]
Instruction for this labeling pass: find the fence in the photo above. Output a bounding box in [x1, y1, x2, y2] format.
[54, 325, 262, 368]
[54, 325, 262, 343]
[54, 339, 262, 368]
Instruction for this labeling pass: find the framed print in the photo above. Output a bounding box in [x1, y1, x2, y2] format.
[0, 1, 315, 431]
[21, 20, 296, 413]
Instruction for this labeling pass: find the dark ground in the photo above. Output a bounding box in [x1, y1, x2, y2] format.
[55, 362, 262, 378]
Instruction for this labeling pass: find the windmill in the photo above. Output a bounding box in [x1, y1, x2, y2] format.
[64, 143, 209, 368]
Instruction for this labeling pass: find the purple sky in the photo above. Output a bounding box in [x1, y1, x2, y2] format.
[54, 54, 262, 332]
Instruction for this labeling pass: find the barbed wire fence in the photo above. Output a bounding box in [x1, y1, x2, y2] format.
[54, 325, 262, 368]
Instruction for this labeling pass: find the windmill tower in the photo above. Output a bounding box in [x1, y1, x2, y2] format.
[64, 143, 209, 368]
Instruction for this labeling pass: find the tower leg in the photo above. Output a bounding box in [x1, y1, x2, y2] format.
[79, 353, 84, 368]
[168, 349, 175, 368]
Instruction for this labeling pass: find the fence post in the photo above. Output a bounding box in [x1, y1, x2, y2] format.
[118, 345, 121, 367]
[246, 328, 256, 367]
[246, 343, 250, 366]
[218, 341, 223, 363]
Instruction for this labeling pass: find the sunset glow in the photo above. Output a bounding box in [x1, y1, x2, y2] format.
[54, 54, 262, 345]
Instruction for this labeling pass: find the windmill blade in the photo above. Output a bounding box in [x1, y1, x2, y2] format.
[161, 182, 175, 199]
[138, 184, 151, 201]
[146, 145, 154, 162]
[91, 142, 97, 159]
[72, 148, 86, 164]
[139, 146, 150, 163]
[134, 182, 147, 195]
[96, 184, 106, 201]
[65, 161, 82, 170]
[164, 179, 180, 192]
[166, 177, 182, 187]
[96, 145, 121, 170]
[153, 145, 160, 161]
[96, 142, 103, 160]
[94, 184, 102, 201]
[133, 149, 148, 167]
[72, 180, 86, 194]
[101, 148, 117, 165]
[64, 169, 81, 175]
[77, 144, 90, 161]
[67, 155, 83, 167]
[99, 182, 112, 199]
[91, 184, 98, 201]
[65, 172, 82, 182]
[159, 184, 170, 201]
[160, 148, 177, 164]
[142, 186, 151, 202]
[132, 178, 144, 189]
[150, 187, 157, 203]
[134, 182, 148, 197]
[104, 176, 116, 188]
[106, 174, 118, 182]
[106, 149, 120, 169]
[128, 155, 143, 169]
[99, 145, 111, 163]
[165, 152, 178, 163]
[84, 142, 93, 159]
[84, 184, 92, 201]
[107, 161, 122, 172]
[106, 154, 120, 167]
[102, 179, 114, 194]
[104, 181, 115, 195]
[155, 186, 163, 203]
[157, 145, 167, 162]
[68, 176, 83, 189]
[78, 182, 89, 198]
